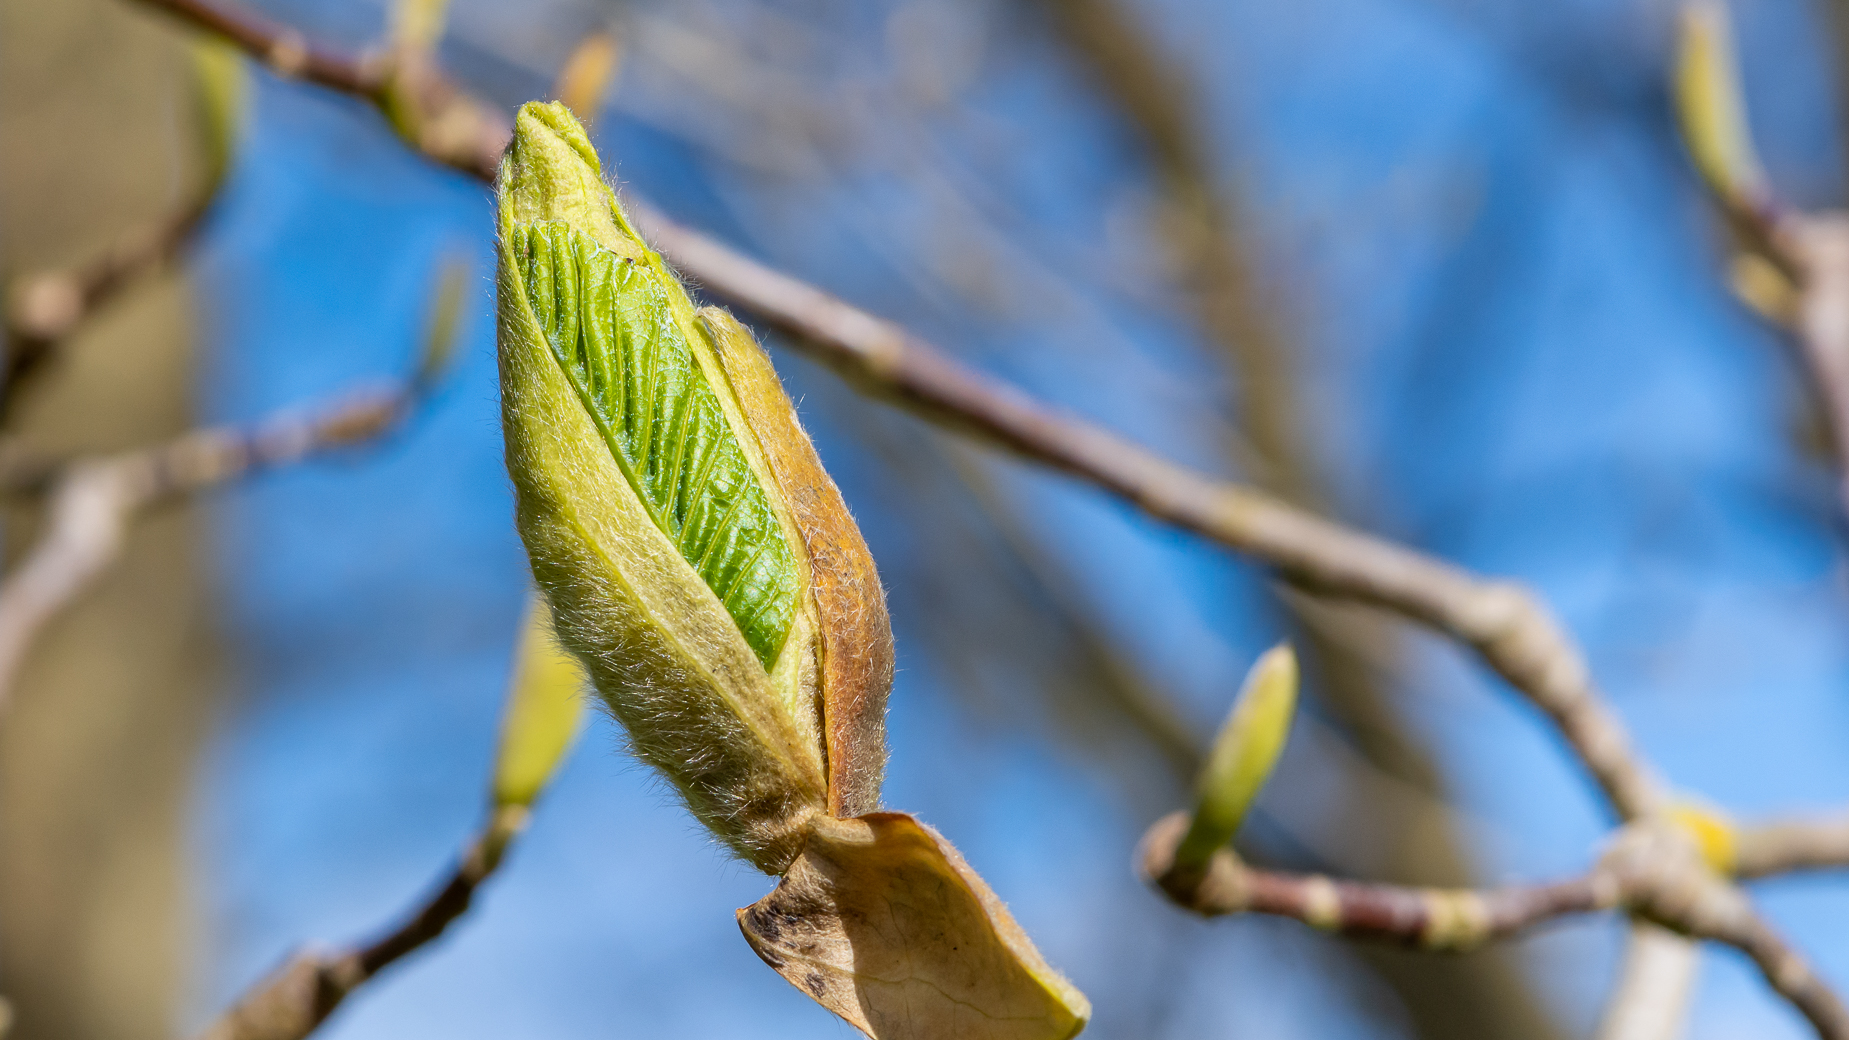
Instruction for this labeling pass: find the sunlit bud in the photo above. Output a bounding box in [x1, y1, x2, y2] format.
[497, 101, 1086, 1039]
[1172, 643, 1298, 871]
[497, 100, 831, 872]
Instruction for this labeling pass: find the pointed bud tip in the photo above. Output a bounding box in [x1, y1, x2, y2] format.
[1252, 642, 1298, 687]
[500, 101, 630, 252]
[513, 100, 601, 175]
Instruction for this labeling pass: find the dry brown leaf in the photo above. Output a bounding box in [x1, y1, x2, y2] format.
[738, 812, 1090, 1040]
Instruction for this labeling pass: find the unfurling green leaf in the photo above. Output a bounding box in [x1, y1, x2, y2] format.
[701, 307, 893, 819]
[510, 220, 799, 669]
[1675, 1, 1766, 209]
[496, 100, 1085, 1039]
[492, 597, 586, 810]
[1173, 643, 1298, 871]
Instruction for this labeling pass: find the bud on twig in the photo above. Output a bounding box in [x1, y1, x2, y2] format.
[1675, 2, 1767, 214]
[1172, 643, 1298, 872]
[496, 101, 1088, 1038]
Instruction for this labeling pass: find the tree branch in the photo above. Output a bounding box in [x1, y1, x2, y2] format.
[1601, 822, 1849, 1040]
[197, 804, 527, 1040]
[1144, 812, 1849, 1040]
[2, 196, 214, 422]
[1138, 812, 1614, 950]
[0, 384, 408, 714]
[1735, 814, 1849, 878]
[1595, 925, 1700, 1040]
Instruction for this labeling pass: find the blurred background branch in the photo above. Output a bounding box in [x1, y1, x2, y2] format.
[1138, 661, 1849, 1038]
[199, 600, 583, 1040]
[1030, 1, 1565, 1033]
[1, 38, 244, 423]
[0, 261, 462, 714]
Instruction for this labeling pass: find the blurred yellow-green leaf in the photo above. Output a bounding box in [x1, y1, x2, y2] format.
[188, 37, 247, 192]
[391, 0, 453, 53]
[552, 31, 623, 128]
[1172, 643, 1298, 871]
[492, 597, 586, 809]
[1675, 1, 1766, 209]
[415, 259, 469, 390]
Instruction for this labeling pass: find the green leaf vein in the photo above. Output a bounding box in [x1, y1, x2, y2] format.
[515, 220, 798, 670]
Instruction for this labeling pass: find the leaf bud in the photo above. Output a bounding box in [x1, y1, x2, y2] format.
[497, 102, 1086, 1039]
[1172, 643, 1298, 871]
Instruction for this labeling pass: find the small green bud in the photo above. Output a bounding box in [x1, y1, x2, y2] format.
[1675, 1, 1766, 210]
[1173, 643, 1298, 871]
[491, 597, 585, 810]
[498, 101, 830, 872]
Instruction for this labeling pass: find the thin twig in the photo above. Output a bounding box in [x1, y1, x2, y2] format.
[141, 0, 380, 94]
[1145, 812, 1849, 1040]
[3, 195, 214, 422]
[128, 0, 509, 179]
[1735, 813, 1849, 878]
[1786, 214, 1849, 513]
[1680, 21, 1849, 517]
[1595, 925, 1700, 1040]
[1601, 823, 1849, 1040]
[197, 805, 527, 1040]
[1139, 812, 1614, 950]
[0, 385, 407, 714]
